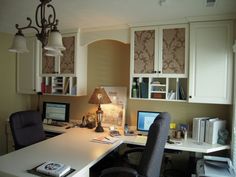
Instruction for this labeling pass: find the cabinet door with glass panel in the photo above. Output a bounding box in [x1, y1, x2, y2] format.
[41, 32, 78, 76]
[130, 27, 158, 75]
[158, 24, 188, 77]
[131, 25, 188, 77]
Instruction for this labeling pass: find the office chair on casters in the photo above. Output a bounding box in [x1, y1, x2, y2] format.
[99, 112, 171, 177]
[9, 110, 46, 150]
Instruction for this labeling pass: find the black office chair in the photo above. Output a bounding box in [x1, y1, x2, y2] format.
[99, 112, 171, 177]
[9, 110, 46, 150]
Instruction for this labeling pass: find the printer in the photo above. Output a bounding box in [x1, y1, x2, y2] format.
[196, 156, 235, 177]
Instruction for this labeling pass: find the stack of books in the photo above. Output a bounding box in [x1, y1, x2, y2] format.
[36, 161, 71, 177]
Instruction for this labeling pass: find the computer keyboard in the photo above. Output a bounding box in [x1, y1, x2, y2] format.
[49, 122, 67, 127]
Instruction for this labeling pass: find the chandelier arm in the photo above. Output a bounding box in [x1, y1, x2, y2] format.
[47, 4, 56, 26]
[11, 0, 63, 50]
[35, 2, 43, 28]
[15, 18, 40, 34]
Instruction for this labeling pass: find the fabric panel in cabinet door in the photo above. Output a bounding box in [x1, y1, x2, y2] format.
[42, 50, 55, 74]
[61, 36, 75, 74]
[162, 28, 185, 74]
[134, 30, 155, 74]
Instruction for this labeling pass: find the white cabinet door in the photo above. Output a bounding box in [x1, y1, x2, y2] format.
[17, 36, 41, 94]
[41, 32, 78, 76]
[158, 24, 189, 77]
[130, 27, 158, 75]
[189, 21, 233, 104]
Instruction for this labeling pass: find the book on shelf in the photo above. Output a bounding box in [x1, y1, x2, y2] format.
[167, 90, 176, 100]
[91, 135, 119, 144]
[36, 161, 71, 177]
[178, 83, 186, 100]
[140, 80, 148, 98]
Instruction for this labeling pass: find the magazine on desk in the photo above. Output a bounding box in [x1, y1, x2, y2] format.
[36, 161, 71, 177]
[91, 135, 119, 144]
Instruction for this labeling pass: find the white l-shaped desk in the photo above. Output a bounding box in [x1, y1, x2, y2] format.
[0, 125, 230, 177]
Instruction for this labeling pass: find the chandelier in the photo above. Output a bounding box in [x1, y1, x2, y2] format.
[9, 0, 65, 55]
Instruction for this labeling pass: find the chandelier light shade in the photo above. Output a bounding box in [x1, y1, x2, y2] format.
[9, 0, 65, 53]
[44, 27, 66, 51]
[9, 31, 29, 53]
[88, 87, 112, 132]
[45, 49, 63, 57]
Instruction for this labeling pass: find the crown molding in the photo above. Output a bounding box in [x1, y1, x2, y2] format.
[129, 13, 236, 27]
[187, 13, 236, 22]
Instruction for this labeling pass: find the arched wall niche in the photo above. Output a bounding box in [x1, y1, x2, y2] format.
[80, 27, 130, 46]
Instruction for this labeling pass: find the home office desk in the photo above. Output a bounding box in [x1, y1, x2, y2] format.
[0, 126, 230, 177]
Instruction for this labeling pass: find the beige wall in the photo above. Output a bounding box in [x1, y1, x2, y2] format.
[40, 39, 231, 130]
[0, 33, 32, 154]
[0, 35, 232, 154]
[40, 40, 130, 120]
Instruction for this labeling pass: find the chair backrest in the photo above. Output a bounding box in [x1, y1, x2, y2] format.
[9, 111, 46, 150]
[138, 112, 170, 177]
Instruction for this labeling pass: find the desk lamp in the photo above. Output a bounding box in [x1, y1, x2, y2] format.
[88, 87, 111, 132]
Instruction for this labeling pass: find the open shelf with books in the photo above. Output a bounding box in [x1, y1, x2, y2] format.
[41, 76, 78, 96]
[150, 77, 167, 99]
[130, 76, 187, 102]
[131, 77, 149, 99]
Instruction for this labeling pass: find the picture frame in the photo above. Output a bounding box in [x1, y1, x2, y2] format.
[101, 86, 127, 129]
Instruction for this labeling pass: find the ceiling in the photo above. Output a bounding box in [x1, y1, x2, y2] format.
[0, 0, 235, 34]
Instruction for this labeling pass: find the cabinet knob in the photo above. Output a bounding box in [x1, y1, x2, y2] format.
[152, 71, 157, 73]
[189, 96, 192, 98]
[33, 89, 36, 91]
[158, 71, 161, 74]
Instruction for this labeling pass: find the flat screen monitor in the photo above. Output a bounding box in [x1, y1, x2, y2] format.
[137, 111, 160, 135]
[42, 102, 70, 122]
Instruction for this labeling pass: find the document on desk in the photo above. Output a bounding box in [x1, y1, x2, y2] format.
[91, 136, 119, 144]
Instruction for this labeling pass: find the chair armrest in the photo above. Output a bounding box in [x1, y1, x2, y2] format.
[100, 166, 139, 177]
[122, 147, 145, 167]
[123, 147, 144, 157]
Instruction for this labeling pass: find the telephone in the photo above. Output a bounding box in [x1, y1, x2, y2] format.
[110, 130, 121, 137]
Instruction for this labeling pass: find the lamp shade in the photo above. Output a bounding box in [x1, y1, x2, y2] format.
[45, 49, 63, 57]
[88, 87, 112, 105]
[44, 29, 65, 51]
[9, 32, 29, 53]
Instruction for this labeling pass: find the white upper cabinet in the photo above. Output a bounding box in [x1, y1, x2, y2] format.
[130, 24, 189, 101]
[17, 36, 41, 94]
[40, 30, 87, 96]
[17, 30, 87, 96]
[130, 24, 188, 77]
[40, 32, 79, 76]
[189, 21, 233, 104]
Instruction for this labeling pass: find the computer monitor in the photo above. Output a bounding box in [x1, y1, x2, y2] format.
[137, 111, 160, 135]
[42, 102, 70, 122]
